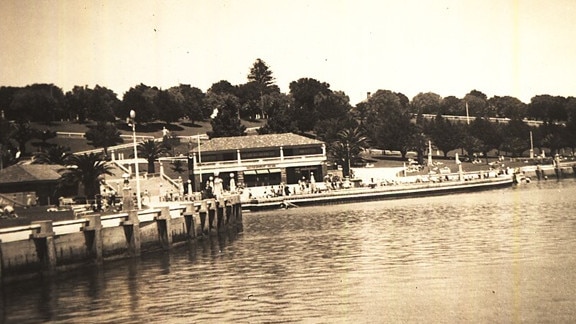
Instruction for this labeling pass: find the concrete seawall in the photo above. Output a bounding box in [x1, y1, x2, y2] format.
[0, 195, 242, 284]
[519, 162, 576, 180]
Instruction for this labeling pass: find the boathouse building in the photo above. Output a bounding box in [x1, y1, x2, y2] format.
[188, 133, 327, 191]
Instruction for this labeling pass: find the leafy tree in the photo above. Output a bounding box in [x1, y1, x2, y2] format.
[64, 86, 91, 122]
[208, 80, 236, 95]
[8, 84, 65, 122]
[314, 91, 352, 120]
[156, 89, 185, 125]
[315, 117, 357, 145]
[236, 81, 262, 120]
[206, 93, 246, 138]
[411, 92, 442, 114]
[440, 96, 462, 115]
[84, 121, 124, 157]
[59, 153, 115, 200]
[0, 86, 19, 119]
[461, 134, 483, 158]
[88, 85, 120, 122]
[12, 121, 36, 155]
[31, 129, 57, 152]
[258, 93, 298, 134]
[119, 84, 159, 123]
[0, 118, 19, 169]
[248, 58, 276, 89]
[409, 125, 428, 166]
[170, 84, 206, 124]
[363, 90, 414, 158]
[351, 101, 370, 126]
[528, 95, 567, 122]
[426, 114, 464, 157]
[137, 139, 168, 173]
[247, 58, 279, 118]
[499, 119, 531, 157]
[289, 78, 332, 132]
[467, 117, 502, 160]
[32, 145, 72, 165]
[463, 90, 490, 118]
[395, 92, 410, 110]
[487, 96, 527, 119]
[564, 116, 576, 154]
[540, 124, 568, 155]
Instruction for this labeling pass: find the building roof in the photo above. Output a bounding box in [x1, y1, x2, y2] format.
[192, 133, 324, 153]
[0, 163, 63, 184]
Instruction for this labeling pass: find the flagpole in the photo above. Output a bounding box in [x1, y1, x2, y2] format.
[529, 131, 534, 159]
[197, 134, 202, 185]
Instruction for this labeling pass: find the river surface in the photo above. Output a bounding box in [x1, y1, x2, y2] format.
[2, 180, 576, 323]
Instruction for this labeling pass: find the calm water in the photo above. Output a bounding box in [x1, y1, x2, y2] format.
[2, 180, 576, 323]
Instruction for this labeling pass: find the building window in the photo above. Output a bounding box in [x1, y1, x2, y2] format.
[243, 169, 281, 187]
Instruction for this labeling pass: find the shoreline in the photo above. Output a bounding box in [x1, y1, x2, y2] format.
[242, 174, 514, 211]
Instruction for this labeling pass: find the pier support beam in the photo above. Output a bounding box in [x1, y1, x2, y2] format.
[208, 199, 216, 234]
[82, 215, 103, 264]
[156, 207, 173, 250]
[199, 200, 208, 235]
[182, 202, 197, 241]
[217, 198, 225, 233]
[122, 210, 141, 257]
[30, 220, 57, 275]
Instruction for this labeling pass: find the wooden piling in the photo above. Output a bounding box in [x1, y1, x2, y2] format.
[82, 215, 103, 264]
[122, 210, 141, 257]
[30, 220, 57, 275]
[182, 202, 197, 240]
[157, 207, 172, 250]
[208, 199, 216, 233]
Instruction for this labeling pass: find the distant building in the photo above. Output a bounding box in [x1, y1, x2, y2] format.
[0, 164, 68, 206]
[188, 133, 327, 191]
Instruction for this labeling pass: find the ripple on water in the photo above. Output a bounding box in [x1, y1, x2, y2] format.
[3, 181, 576, 323]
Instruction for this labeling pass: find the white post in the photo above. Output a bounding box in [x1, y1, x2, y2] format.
[130, 110, 142, 210]
[529, 131, 534, 159]
[456, 153, 463, 181]
[427, 140, 433, 166]
[197, 135, 202, 184]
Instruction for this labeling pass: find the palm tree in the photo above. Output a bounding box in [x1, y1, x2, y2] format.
[60, 153, 115, 200]
[329, 127, 369, 176]
[137, 139, 168, 173]
[170, 159, 186, 174]
[32, 145, 72, 165]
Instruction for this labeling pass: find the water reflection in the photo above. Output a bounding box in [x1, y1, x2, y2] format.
[1, 180, 576, 323]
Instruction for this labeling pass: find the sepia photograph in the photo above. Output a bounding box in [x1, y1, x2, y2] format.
[1, 0, 576, 322]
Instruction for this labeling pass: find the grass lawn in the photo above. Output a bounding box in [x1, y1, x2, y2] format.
[27, 118, 265, 155]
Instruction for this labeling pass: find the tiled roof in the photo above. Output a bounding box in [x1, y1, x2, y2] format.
[193, 133, 324, 153]
[0, 164, 63, 184]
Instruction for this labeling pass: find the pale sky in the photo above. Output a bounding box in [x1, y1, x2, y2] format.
[1, 0, 576, 105]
